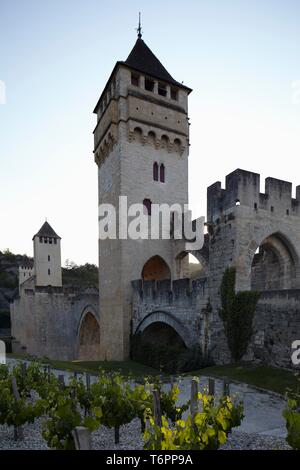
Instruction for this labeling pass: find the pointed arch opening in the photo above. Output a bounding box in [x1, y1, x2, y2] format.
[160, 163, 165, 182]
[77, 312, 100, 360]
[143, 198, 152, 215]
[153, 162, 159, 181]
[175, 251, 203, 279]
[250, 232, 297, 290]
[142, 255, 171, 281]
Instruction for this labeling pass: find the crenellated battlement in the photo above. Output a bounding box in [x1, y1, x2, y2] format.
[207, 169, 300, 222]
[18, 264, 34, 289]
[131, 277, 207, 305]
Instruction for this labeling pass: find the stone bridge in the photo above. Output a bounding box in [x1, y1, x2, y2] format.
[131, 278, 210, 351]
[11, 285, 99, 361]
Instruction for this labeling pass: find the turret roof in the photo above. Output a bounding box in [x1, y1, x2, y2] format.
[122, 37, 191, 91]
[93, 36, 192, 114]
[33, 222, 61, 240]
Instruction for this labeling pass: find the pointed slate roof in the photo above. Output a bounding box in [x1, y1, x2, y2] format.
[123, 38, 188, 89]
[33, 222, 61, 240]
[93, 36, 192, 113]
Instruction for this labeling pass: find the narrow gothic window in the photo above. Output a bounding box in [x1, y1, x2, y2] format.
[143, 198, 152, 216]
[39, 237, 43, 243]
[49, 238, 52, 244]
[153, 162, 158, 181]
[48, 255, 50, 262]
[44, 238, 48, 244]
[160, 164, 165, 183]
[54, 239, 57, 245]
[48, 268, 51, 275]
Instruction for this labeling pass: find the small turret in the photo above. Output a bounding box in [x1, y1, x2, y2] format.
[18, 262, 34, 289]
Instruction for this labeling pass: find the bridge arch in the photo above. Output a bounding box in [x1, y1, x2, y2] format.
[135, 310, 193, 348]
[76, 306, 100, 360]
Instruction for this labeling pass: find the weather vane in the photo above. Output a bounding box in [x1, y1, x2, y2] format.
[136, 12, 142, 38]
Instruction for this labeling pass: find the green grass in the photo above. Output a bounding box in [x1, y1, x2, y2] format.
[48, 359, 160, 378]
[6, 353, 161, 378]
[192, 362, 299, 396]
[7, 353, 299, 394]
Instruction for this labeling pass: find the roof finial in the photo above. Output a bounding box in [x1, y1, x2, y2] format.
[137, 12, 142, 38]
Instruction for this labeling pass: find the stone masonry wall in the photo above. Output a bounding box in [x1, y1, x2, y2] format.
[11, 285, 98, 360]
[249, 290, 300, 368]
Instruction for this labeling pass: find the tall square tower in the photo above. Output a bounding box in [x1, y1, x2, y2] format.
[93, 31, 192, 360]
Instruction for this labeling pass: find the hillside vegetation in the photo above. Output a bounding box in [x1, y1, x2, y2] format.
[62, 262, 98, 288]
[0, 250, 31, 328]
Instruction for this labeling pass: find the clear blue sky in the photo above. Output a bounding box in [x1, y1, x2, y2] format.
[1, 0, 300, 265]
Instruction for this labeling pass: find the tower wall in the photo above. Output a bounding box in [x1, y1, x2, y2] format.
[18, 265, 34, 289]
[95, 51, 191, 360]
[33, 237, 62, 287]
[206, 169, 300, 363]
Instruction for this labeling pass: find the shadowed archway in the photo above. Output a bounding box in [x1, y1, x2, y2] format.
[141, 321, 187, 350]
[77, 311, 101, 360]
[135, 310, 193, 348]
[133, 313, 189, 372]
[141, 255, 171, 281]
[251, 233, 297, 290]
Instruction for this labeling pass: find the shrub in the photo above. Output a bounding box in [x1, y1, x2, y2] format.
[283, 375, 300, 449]
[144, 393, 244, 450]
[220, 267, 260, 362]
[131, 334, 211, 373]
[176, 345, 214, 373]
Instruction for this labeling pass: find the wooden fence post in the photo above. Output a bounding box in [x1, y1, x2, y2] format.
[208, 378, 215, 396]
[58, 374, 65, 388]
[223, 379, 230, 396]
[114, 426, 120, 444]
[85, 373, 90, 391]
[11, 376, 24, 441]
[190, 379, 199, 427]
[152, 389, 162, 428]
[45, 365, 51, 382]
[72, 426, 91, 450]
[21, 362, 27, 379]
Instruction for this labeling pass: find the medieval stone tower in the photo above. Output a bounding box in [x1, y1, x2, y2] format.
[33, 221, 62, 287]
[93, 30, 192, 360]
